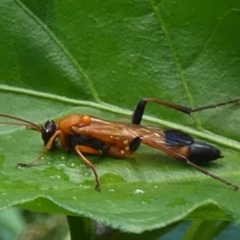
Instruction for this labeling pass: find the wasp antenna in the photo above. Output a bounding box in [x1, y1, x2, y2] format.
[0, 114, 42, 132]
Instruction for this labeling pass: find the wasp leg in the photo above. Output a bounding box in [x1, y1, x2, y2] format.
[191, 98, 240, 113]
[17, 149, 48, 168]
[17, 130, 64, 168]
[132, 98, 192, 124]
[132, 98, 240, 125]
[160, 145, 238, 191]
[74, 145, 102, 191]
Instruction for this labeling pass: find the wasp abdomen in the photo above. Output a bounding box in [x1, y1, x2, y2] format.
[188, 141, 223, 164]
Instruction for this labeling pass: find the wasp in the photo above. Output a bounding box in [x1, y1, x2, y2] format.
[0, 98, 239, 191]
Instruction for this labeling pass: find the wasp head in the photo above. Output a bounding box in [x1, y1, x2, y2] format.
[41, 120, 58, 146]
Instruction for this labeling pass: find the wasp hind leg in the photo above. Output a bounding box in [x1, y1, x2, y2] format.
[161, 145, 238, 191]
[132, 98, 192, 125]
[132, 98, 240, 125]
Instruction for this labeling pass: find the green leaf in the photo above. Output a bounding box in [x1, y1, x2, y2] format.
[0, 0, 240, 234]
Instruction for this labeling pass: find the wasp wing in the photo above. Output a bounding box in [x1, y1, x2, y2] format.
[164, 129, 194, 146]
[71, 119, 194, 158]
[71, 121, 142, 156]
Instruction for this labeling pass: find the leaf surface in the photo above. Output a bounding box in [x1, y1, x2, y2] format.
[0, 0, 240, 233]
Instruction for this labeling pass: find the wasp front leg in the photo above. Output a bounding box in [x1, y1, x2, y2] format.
[17, 130, 64, 168]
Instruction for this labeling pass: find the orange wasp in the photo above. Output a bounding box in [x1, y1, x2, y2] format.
[0, 98, 239, 190]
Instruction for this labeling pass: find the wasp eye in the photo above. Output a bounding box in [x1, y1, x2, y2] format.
[42, 120, 58, 146]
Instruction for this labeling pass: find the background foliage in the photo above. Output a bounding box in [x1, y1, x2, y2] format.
[0, 0, 240, 237]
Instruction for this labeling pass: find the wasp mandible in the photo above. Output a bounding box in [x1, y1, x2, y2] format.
[0, 97, 239, 190]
